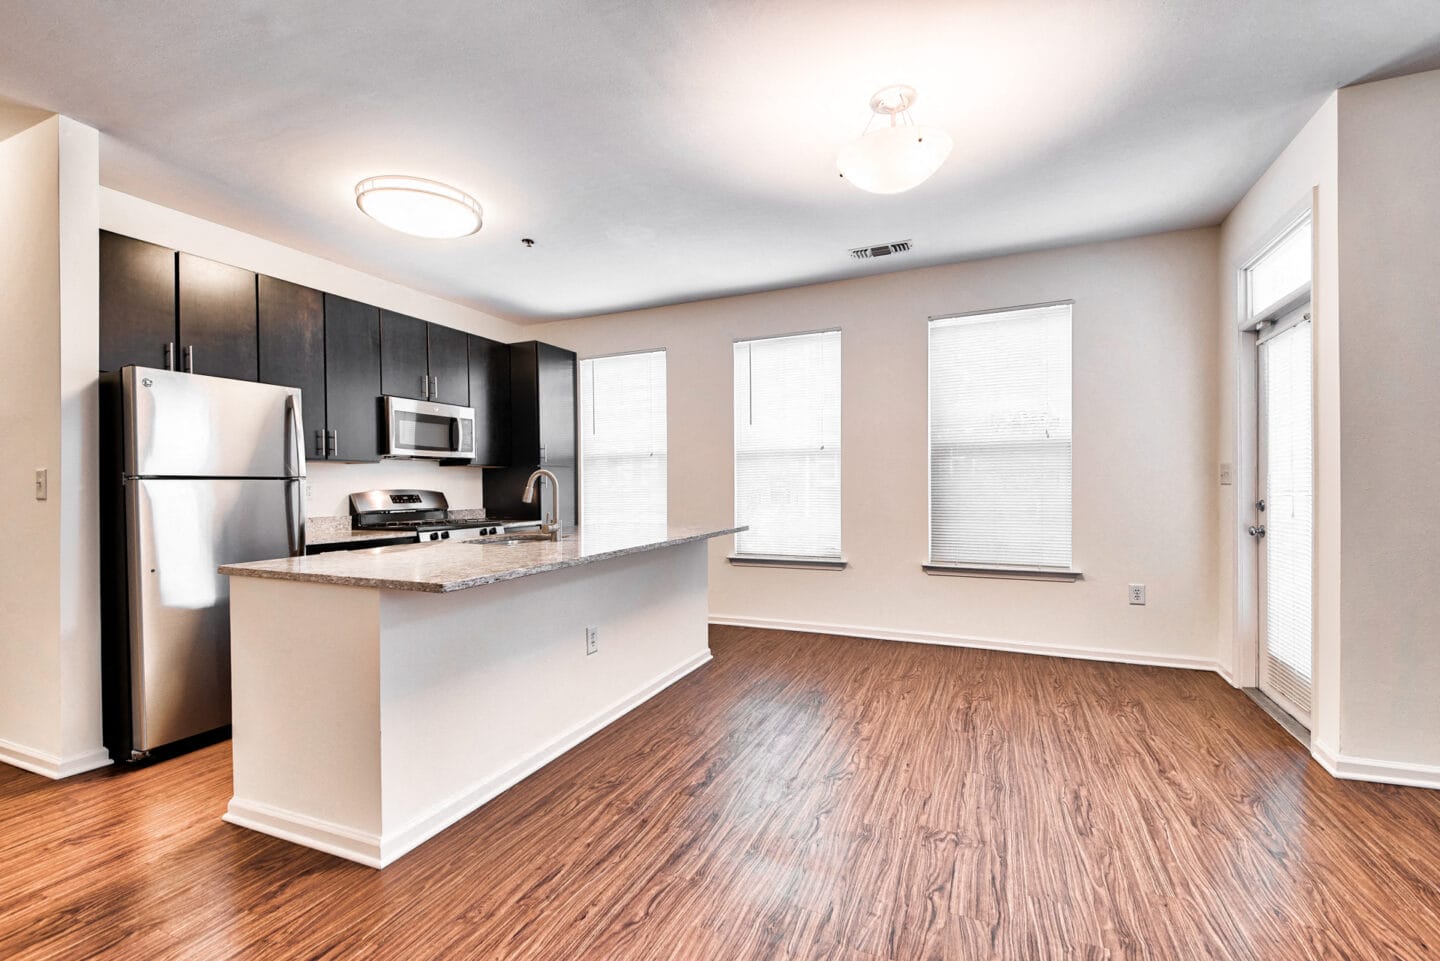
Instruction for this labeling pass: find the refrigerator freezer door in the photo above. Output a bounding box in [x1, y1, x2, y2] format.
[125, 366, 306, 479]
[128, 476, 301, 751]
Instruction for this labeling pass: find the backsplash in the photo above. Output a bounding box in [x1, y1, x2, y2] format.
[307, 460, 488, 517]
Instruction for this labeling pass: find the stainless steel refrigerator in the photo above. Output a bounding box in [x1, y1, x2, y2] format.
[100, 366, 307, 760]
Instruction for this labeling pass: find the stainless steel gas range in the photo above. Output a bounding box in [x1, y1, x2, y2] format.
[348, 489, 541, 543]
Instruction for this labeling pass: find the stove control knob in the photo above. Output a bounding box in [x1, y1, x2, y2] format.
[442, 530, 451, 539]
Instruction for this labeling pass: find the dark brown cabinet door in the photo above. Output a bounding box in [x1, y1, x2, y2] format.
[258, 276, 326, 458]
[427, 324, 470, 406]
[177, 253, 258, 381]
[99, 232, 176, 372]
[536, 342, 577, 466]
[466, 334, 511, 466]
[324, 294, 382, 462]
[379, 310, 430, 401]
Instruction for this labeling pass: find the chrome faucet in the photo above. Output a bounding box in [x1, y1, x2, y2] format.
[522, 468, 562, 540]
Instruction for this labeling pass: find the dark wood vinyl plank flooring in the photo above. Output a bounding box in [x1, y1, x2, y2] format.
[2, 626, 1438, 960]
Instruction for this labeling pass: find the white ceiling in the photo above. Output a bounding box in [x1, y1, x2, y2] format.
[2, 1, 1439, 322]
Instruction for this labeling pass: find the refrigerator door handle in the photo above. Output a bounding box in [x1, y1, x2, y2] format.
[285, 394, 307, 479]
[286, 478, 306, 557]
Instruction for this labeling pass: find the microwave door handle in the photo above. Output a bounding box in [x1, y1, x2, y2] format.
[450, 415, 460, 453]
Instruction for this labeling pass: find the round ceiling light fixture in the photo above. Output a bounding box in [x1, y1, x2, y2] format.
[354, 176, 483, 239]
[836, 85, 954, 195]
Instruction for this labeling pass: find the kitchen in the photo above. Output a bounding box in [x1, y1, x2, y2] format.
[4, 3, 1440, 959]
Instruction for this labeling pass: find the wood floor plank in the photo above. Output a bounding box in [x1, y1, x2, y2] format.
[2, 627, 1438, 960]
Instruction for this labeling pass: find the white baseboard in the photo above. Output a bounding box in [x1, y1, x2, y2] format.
[224, 798, 384, 867]
[709, 615, 1221, 674]
[226, 650, 715, 868]
[0, 739, 111, 780]
[1311, 739, 1440, 791]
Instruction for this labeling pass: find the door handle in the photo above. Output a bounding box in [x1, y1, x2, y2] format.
[327, 429, 338, 458]
[164, 342, 175, 371]
[1248, 525, 1266, 538]
[431, 375, 439, 399]
[315, 429, 326, 457]
[421, 374, 430, 400]
[184, 345, 194, 373]
[285, 394, 306, 478]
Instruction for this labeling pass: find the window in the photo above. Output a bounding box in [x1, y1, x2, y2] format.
[1245, 213, 1312, 322]
[580, 350, 667, 522]
[928, 303, 1072, 572]
[733, 330, 841, 561]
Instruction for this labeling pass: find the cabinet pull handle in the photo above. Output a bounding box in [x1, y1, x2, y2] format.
[421, 374, 430, 400]
[327, 429, 338, 458]
[315, 429, 326, 457]
[164, 342, 175, 371]
[184, 345, 194, 373]
[431, 375, 439, 399]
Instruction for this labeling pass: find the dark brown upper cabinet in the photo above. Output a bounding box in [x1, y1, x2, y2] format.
[427, 324, 470, 406]
[177, 253, 258, 381]
[464, 334, 511, 467]
[99, 232, 176, 373]
[257, 276, 326, 457]
[380, 310, 471, 406]
[323, 294, 382, 462]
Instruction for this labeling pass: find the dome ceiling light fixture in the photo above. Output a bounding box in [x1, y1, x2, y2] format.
[836, 85, 954, 195]
[354, 175, 483, 239]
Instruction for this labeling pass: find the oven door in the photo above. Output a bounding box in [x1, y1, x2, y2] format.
[383, 396, 476, 458]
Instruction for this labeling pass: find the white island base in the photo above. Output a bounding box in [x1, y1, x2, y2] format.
[223, 537, 715, 868]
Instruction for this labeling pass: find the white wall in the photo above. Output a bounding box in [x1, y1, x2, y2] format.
[1336, 70, 1440, 770]
[99, 189, 526, 516]
[1214, 96, 1341, 751]
[0, 116, 108, 777]
[533, 229, 1222, 667]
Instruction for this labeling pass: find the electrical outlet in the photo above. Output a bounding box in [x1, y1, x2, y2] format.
[1128, 583, 1147, 606]
[34, 469, 47, 501]
[585, 626, 599, 656]
[1219, 462, 1234, 486]
[305, 483, 314, 500]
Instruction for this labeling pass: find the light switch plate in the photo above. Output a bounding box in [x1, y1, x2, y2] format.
[34, 468, 47, 501]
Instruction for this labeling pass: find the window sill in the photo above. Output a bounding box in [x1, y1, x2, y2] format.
[728, 554, 848, 572]
[922, 562, 1083, 582]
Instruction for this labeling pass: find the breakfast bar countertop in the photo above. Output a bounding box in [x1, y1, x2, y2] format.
[221, 522, 744, 593]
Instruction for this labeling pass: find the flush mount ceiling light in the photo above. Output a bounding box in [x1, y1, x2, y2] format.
[354, 176, 483, 239]
[836, 85, 954, 195]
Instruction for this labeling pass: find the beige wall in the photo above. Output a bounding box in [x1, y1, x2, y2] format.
[99, 188, 526, 517]
[534, 229, 1222, 667]
[1215, 95, 1341, 750]
[1336, 70, 1440, 768]
[0, 116, 107, 776]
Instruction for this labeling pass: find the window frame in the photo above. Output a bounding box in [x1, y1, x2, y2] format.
[728, 328, 846, 570]
[925, 300, 1081, 581]
[577, 347, 669, 525]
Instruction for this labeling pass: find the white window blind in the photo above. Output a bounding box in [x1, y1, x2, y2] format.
[733, 331, 841, 558]
[1260, 317, 1314, 722]
[580, 351, 667, 523]
[1247, 215, 1312, 320]
[929, 303, 1072, 569]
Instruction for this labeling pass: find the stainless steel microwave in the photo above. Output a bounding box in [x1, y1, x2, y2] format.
[382, 396, 476, 459]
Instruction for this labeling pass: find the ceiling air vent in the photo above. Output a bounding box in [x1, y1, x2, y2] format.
[850, 240, 913, 260]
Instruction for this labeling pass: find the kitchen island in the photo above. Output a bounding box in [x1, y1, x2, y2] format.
[219, 522, 741, 867]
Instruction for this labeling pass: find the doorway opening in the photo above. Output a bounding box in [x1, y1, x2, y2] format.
[1239, 212, 1315, 735]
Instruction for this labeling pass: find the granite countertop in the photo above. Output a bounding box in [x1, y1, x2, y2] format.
[221, 523, 745, 593]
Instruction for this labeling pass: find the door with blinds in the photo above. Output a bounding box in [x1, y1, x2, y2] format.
[1256, 306, 1314, 727]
